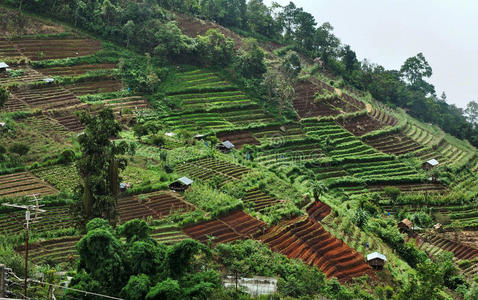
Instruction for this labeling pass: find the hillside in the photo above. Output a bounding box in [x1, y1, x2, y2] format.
[1, 2, 478, 300]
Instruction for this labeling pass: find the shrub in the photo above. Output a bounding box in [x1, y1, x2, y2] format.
[150, 135, 166, 147]
[8, 143, 30, 156]
[457, 260, 472, 270]
[383, 186, 401, 202]
[0, 87, 9, 107]
[58, 149, 76, 164]
[0, 145, 6, 154]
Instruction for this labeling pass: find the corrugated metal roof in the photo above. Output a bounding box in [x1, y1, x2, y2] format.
[0, 62, 9, 68]
[178, 176, 193, 185]
[222, 140, 235, 149]
[367, 252, 387, 261]
[426, 159, 439, 166]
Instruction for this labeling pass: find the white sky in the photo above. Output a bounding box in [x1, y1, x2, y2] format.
[265, 0, 478, 108]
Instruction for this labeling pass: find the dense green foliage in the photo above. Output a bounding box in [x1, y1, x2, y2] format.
[73, 108, 135, 227]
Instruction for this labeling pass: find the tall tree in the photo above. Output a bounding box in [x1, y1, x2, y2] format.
[74, 108, 135, 227]
[341, 45, 358, 74]
[313, 22, 340, 64]
[123, 20, 135, 48]
[400, 53, 435, 96]
[465, 100, 478, 128]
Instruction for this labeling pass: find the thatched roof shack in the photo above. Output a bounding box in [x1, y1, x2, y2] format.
[398, 218, 413, 233]
[367, 252, 387, 270]
[169, 176, 193, 192]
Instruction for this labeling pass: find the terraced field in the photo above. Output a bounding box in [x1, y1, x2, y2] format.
[47, 110, 85, 132]
[0, 39, 22, 59]
[340, 114, 383, 136]
[301, 119, 377, 158]
[37, 63, 117, 76]
[307, 201, 331, 222]
[293, 80, 339, 118]
[118, 191, 194, 223]
[0, 115, 72, 163]
[243, 188, 282, 212]
[416, 234, 478, 269]
[102, 96, 151, 116]
[64, 78, 123, 96]
[32, 164, 79, 194]
[0, 172, 58, 199]
[167, 70, 232, 93]
[11, 84, 82, 110]
[313, 79, 366, 112]
[255, 138, 323, 168]
[175, 157, 250, 185]
[401, 123, 474, 167]
[369, 107, 398, 127]
[216, 129, 260, 148]
[0, 206, 74, 235]
[172, 90, 254, 111]
[364, 133, 424, 156]
[17, 236, 80, 266]
[183, 210, 266, 244]
[369, 183, 447, 194]
[10, 35, 102, 61]
[163, 105, 273, 131]
[258, 216, 372, 281]
[0, 67, 44, 85]
[150, 224, 189, 245]
[216, 123, 305, 149]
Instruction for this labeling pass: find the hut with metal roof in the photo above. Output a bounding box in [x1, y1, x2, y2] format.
[367, 252, 387, 270]
[217, 140, 235, 153]
[0, 62, 9, 72]
[422, 158, 439, 171]
[169, 176, 193, 192]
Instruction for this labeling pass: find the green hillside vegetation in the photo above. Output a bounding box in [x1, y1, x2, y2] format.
[0, 1, 478, 299]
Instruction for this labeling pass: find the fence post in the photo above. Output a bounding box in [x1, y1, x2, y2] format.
[0, 264, 5, 298]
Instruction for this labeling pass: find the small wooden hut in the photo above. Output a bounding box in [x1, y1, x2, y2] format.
[398, 218, 413, 234]
[422, 159, 439, 171]
[169, 176, 193, 192]
[367, 252, 387, 270]
[217, 140, 235, 153]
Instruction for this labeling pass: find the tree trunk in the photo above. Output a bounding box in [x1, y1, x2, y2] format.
[83, 176, 93, 219]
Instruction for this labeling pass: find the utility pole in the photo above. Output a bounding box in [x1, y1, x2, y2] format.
[2, 194, 45, 299]
[24, 209, 30, 298]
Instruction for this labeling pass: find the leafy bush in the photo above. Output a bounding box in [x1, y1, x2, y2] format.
[184, 182, 243, 217]
[8, 143, 30, 156]
[0, 87, 9, 107]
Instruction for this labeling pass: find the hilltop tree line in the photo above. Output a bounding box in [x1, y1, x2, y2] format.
[154, 0, 478, 146]
[7, 0, 478, 145]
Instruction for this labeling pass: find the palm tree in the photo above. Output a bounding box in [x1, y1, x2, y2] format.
[311, 180, 328, 202]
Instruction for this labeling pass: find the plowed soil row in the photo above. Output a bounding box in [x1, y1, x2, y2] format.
[118, 191, 194, 223]
[183, 210, 266, 244]
[364, 133, 424, 156]
[243, 188, 282, 212]
[38, 63, 117, 76]
[64, 79, 123, 96]
[307, 201, 331, 222]
[0, 172, 58, 199]
[11, 37, 102, 61]
[11, 84, 82, 110]
[293, 81, 339, 118]
[258, 216, 372, 281]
